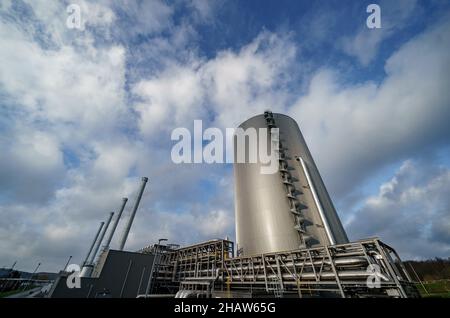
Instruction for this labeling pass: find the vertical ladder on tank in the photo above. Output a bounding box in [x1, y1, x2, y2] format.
[263, 111, 315, 249]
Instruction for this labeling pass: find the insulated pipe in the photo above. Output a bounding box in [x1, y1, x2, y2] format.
[102, 198, 128, 251]
[89, 212, 114, 264]
[82, 222, 104, 266]
[297, 156, 335, 245]
[119, 177, 149, 251]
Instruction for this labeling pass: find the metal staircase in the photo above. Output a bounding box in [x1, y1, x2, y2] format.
[263, 111, 314, 249]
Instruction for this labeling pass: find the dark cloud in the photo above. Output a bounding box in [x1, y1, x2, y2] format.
[347, 160, 450, 259]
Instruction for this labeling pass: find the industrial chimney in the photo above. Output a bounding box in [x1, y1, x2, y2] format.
[102, 198, 128, 252]
[80, 221, 104, 277]
[119, 177, 149, 250]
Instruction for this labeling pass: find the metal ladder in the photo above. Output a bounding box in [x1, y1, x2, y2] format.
[267, 276, 283, 298]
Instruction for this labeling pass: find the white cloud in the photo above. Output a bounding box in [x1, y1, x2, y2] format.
[132, 31, 298, 138]
[205, 32, 297, 128]
[125, 206, 234, 250]
[290, 16, 450, 201]
[133, 64, 205, 138]
[0, 128, 65, 202]
[197, 209, 233, 237]
[112, 0, 174, 38]
[188, 0, 221, 24]
[0, 5, 237, 264]
[0, 16, 127, 140]
[0, 1, 136, 270]
[341, 0, 420, 65]
[341, 29, 384, 66]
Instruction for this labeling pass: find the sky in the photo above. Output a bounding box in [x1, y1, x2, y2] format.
[0, 0, 449, 272]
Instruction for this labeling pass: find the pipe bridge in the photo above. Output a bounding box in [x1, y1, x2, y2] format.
[141, 238, 420, 298]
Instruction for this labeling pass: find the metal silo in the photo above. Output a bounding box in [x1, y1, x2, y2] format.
[233, 112, 348, 256]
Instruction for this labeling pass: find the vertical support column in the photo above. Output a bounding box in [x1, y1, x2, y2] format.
[145, 246, 159, 297]
[325, 246, 345, 298]
[262, 254, 268, 292]
[290, 253, 302, 298]
[275, 255, 284, 292]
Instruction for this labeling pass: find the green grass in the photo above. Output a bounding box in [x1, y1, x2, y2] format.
[416, 280, 450, 298]
[0, 285, 38, 298]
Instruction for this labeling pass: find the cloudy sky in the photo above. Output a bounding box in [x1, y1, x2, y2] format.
[0, 0, 449, 272]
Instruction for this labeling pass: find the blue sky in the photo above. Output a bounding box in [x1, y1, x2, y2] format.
[0, 0, 450, 272]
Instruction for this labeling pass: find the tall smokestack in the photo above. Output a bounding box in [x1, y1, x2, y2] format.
[119, 177, 148, 251]
[88, 212, 114, 265]
[82, 221, 104, 267]
[102, 198, 128, 251]
[80, 221, 105, 277]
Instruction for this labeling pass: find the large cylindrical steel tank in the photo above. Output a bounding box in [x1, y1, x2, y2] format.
[233, 112, 348, 256]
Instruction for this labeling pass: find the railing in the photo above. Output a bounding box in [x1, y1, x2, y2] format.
[149, 238, 419, 298]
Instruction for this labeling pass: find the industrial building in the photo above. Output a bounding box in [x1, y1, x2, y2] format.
[48, 112, 419, 298]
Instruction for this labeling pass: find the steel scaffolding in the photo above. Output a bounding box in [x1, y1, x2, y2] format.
[140, 238, 419, 298]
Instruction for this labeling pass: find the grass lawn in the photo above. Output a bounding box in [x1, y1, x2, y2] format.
[416, 280, 450, 298]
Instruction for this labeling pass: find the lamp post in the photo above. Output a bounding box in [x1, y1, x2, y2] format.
[144, 238, 168, 297]
[158, 238, 168, 246]
[63, 256, 72, 272]
[22, 262, 41, 292]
